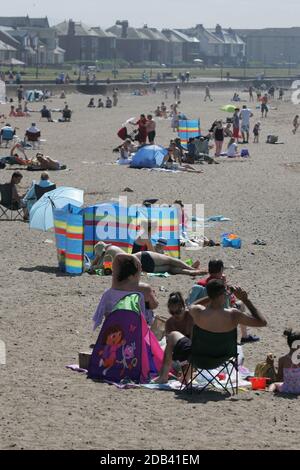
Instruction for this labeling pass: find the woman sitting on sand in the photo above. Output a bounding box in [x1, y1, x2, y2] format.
[117, 139, 135, 165]
[165, 292, 194, 338]
[225, 137, 239, 158]
[269, 328, 300, 395]
[87, 98, 95, 108]
[92, 253, 159, 329]
[91, 241, 206, 276]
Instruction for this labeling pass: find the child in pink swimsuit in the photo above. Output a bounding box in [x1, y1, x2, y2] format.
[269, 328, 300, 394]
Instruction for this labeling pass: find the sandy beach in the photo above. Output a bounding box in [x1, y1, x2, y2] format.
[0, 85, 299, 450]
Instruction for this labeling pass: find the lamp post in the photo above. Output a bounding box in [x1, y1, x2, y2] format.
[35, 45, 39, 79]
[112, 47, 118, 79]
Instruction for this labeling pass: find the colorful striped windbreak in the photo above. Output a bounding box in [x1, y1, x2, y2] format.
[53, 202, 180, 275]
[178, 119, 201, 148]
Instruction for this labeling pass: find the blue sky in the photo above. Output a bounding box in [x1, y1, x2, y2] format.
[4, 0, 300, 29]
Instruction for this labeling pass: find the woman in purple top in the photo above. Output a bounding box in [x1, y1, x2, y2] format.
[92, 253, 159, 330]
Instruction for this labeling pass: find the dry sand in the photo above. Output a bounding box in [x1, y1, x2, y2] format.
[0, 86, 299, 450]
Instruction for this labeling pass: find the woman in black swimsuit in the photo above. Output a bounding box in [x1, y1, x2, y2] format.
[213, 121, 224, 157]
[131, 220, 155, 254]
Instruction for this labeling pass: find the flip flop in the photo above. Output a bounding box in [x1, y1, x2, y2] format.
[253, 239, 267, 246]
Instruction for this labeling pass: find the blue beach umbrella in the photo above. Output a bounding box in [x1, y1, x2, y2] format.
[30, 186, 84, 231]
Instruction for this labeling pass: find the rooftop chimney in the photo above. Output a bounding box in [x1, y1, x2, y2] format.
[116, 20, 129, 38]
[68, 19, 75, 36]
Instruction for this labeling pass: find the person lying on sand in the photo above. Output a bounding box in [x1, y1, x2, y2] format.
[155, 280, 267, 383]
[162, 146, 203, 174]
[27, 153, 66, 171]
[91, 241, 207, 276]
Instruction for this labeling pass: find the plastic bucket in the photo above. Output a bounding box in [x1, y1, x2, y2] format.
[221, 233, 241, 249]
[249, 377, 268, 390]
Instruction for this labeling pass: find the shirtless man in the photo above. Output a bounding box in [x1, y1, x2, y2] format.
[156, 279, 267, 383]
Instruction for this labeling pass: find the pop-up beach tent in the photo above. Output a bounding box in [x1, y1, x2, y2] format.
[130, 145, 168, 169]
[88, 293, 164, 383]
[53, 201, 180, 274]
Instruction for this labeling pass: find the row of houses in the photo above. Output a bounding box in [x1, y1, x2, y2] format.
[2, 16, 300, 68]
[0, 16, 246, 66]
[0, 17, 65, 65]
[57, 20, 245, 65]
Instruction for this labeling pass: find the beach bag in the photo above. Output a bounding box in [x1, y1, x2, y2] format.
[267, 135, 278, 144]
[255, 354, 276, 383]
[241, 148, 250, 158]
[117, 126, 128, 141]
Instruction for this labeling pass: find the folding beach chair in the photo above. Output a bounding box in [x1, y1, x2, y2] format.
[0, 184, 23, 221]
[34, 184, 56, 201]
[0, 128, 15, 148]
[181, 326, 238, 395]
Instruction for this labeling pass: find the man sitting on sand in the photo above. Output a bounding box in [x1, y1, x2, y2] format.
[40, 105, 53, 122]
[155, 279, 267, 383]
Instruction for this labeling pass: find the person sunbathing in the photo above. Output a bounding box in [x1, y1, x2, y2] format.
[10, 142, 30, 165]
[155, 280, 267, 383]
[162, 147, 203, 173]
[27, 153, 66, 171]
[91, 241, 206, 276]
[92, 253, 159, 329]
